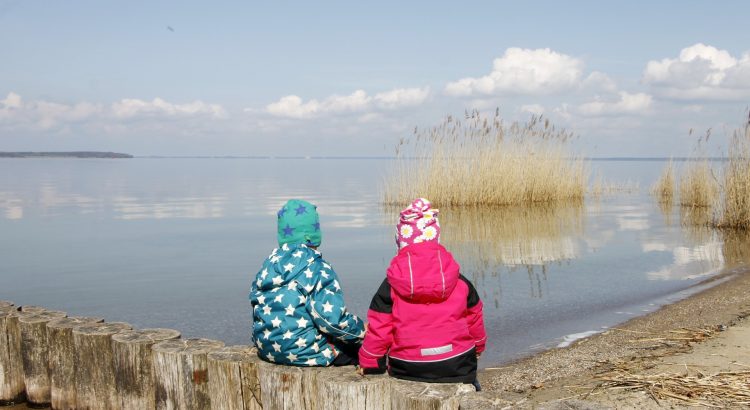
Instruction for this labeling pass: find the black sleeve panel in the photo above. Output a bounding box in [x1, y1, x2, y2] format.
[459, 274, 481, 308]
[368, 278, 393, 313]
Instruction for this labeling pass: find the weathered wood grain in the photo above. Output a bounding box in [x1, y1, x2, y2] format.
[0, 301, 12, 308]
[389, 379, 476, 410]
[457, 391, 513, 409]
[47, 316, 104, 410]
[19, 306, 48, 314]
[256, 360, 321, 410]
[18, 310, 67, 406]
[316, 366, 391, 410]
[112, 328, 181, 410]
[0, 305, 25, 405]
[152, 338, 224, 410]
[207, 345, 262, 410]
[73, 322, 132, 410]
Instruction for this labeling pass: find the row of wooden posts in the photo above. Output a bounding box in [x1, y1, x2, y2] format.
[0, 301, 503, 409]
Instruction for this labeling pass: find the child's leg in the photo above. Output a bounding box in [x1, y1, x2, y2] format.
[471, 378, 482, 391]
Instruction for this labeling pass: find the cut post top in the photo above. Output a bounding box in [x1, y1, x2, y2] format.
[17, 310, 67, 323]
[73, 322, 132, 336]
[207, 345, 258, 363]
[47, 316, 105, 329]
[153, 338, 224, 355]
[112, 328, 181, 344]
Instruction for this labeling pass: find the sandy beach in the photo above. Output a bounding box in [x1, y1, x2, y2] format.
[479, 264, 750, 408]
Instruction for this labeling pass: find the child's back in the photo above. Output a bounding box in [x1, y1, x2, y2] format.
[360, 199, 486, 383]
[250, 199, 365, 366]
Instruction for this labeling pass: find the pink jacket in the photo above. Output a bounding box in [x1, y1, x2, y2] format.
[359, 241, 486, 382]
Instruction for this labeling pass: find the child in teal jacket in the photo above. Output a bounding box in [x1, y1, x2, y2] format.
[249, 199, 365, 366]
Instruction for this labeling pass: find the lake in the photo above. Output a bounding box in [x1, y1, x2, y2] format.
[1, 158, 746, 366]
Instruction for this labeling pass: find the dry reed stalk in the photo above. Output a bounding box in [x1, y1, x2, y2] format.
[383, 110, 587, 207]
[679, 160, 719, 209]
[718, 122, 750, 229]
[651, 160, 675, 203]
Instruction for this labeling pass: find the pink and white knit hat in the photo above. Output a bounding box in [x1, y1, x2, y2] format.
[396, 198, 440, 249]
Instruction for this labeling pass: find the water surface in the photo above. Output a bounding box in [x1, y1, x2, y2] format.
[0, 158, 745, 366]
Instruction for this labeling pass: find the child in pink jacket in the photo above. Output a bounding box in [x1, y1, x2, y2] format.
[358, 198, 486, 386]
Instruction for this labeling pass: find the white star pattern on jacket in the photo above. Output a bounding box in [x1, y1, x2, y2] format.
[250, 243, 365, 366]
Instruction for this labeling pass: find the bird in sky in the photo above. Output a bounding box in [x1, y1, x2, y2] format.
[167, 26, 174, 32]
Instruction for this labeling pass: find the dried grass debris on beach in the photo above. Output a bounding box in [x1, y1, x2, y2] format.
[595, 369, 750, 408]
[629, 327, 719, 346]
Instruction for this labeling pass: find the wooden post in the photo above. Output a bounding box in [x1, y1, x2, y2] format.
[0, 305, 25, 405]
[20, 306, 48, 314]
[47, 316, 105, 410]
[73, 322, 132, 410]
[458, 391, 513, 409]
[207, 345, 262, 410]
[18, 309, 67, 406]
[316, 366, 391, 410]
[112, 328, 181, 410]
[389, 379, 476, 410]
[256, 360, 320, 410]
[152, 338, 224, 410]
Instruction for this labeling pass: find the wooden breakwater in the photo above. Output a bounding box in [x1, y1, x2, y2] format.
[1, 300, 506, 409]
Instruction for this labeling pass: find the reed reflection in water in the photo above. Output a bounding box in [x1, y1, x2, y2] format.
[436, 204, 584, 301]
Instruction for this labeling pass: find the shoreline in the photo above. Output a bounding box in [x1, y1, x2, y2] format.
[479, 262, 750, 402]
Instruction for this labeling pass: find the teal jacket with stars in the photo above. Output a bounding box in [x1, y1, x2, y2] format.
[249, 243, 365, 366]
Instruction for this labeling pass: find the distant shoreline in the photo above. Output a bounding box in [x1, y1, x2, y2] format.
[0, 151, 133, 158]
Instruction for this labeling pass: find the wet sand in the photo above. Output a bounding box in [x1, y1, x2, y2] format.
[478, 264, 750, 408]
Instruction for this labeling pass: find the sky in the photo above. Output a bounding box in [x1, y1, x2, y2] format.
[1, 1, 749, 157]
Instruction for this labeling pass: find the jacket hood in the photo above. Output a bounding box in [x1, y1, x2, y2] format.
[256, 243, 321, 292]
[386, 241, 460, 303]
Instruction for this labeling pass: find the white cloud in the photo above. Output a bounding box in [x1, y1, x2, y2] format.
[0, 92, 227, 131]
[1, 92, 104, 129]
[643, 43, 750, 100]
[1, 92, 22, 109]
[265, 87, 430, 119]
[578, 92, 653, 116]
[373, 87, 430, 108]
[321, 89, 371, 113]
[520, 104, 545, 115]
[581, 71, 617, 92]
[444, 47, 584, 96]
[112, 97, 227, 119]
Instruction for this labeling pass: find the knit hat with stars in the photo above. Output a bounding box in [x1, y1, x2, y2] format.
[277, 199, 322, 247]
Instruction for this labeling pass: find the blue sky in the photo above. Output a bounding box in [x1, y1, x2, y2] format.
[1, 1, 749, 156]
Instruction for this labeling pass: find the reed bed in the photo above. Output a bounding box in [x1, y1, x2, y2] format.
[383, 110, 587, 207]
[718, 123, 750, 229]
[679, 160, 719, 208]
[651, 160, 675, 203]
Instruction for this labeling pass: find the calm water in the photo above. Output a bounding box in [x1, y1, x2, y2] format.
[1, 158, 747, 366]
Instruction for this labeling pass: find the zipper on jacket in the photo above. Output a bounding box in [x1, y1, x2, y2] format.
[438, 250, 445, 299]
[407, 252, 414, 298]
